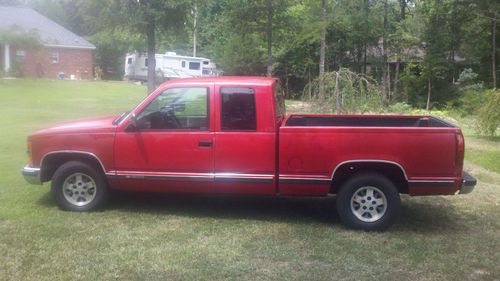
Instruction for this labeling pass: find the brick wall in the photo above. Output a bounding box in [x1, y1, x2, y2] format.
[11, 46, 94, 80]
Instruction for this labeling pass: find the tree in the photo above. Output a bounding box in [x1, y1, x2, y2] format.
[319, 0, 327, 99]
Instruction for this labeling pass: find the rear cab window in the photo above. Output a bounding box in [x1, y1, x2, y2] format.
[220, 87, 256, 131]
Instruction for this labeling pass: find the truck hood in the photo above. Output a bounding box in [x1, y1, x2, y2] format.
[30, 115, 118, 137]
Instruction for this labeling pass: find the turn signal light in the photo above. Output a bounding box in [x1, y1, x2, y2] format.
[27, 140, 32, 166]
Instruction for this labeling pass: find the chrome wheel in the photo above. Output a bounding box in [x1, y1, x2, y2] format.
[350, 186, 387, 223]
[62, 173, 96, 206]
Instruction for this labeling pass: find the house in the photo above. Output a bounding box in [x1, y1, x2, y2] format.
[0, 6, 95, 79]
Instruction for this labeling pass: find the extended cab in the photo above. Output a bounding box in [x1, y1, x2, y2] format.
[22, 77, 476, 230]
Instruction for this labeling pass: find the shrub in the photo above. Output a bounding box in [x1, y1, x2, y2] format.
[388, 102, 413, 114]
[456, 68, 483, 91]
[477, 90, 500, 136]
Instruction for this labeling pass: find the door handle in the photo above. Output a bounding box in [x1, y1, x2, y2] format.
[198, 140, 213, 147]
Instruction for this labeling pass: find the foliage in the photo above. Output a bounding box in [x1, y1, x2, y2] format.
[10, 0, 498, 106]
[477, 90, 500, 136]
[305, 68, 383, 114]
[456, 68, 483, 92]
[387, 102, 413, 114]
[452, 89, 487, 117]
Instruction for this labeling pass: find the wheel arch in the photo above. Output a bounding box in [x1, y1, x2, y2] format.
[330, 160, 409, 194]
[40, 151, 107, 182]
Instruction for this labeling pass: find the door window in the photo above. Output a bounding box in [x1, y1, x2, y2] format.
[136, 87, 209, 130]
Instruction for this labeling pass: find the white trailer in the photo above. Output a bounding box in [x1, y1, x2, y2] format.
[124, 51, 220, 82]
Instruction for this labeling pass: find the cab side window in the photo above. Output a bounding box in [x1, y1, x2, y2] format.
[220, 87, 256, 131]
[136, 87, 208, 130]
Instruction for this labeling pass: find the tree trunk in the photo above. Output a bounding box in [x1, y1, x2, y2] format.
[308, 67, 312, 99]
[335, 71, 340, 113]
[319, 0, 327, 99]
[493, 12, 497, 89]
[146, 14, 156, 94]
[266, 0, 273, 76]
[426, 76, 431, 110]
[393, 59, 400, 100]
[192, 1, 198, 57]
[382, 0, 389, 107]
[363, 43, 367, 74]
[400, 0, 406, 20]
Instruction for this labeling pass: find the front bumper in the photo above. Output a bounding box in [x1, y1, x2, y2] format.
[21, 165, 42, 185]
[459, 171, 477, 194]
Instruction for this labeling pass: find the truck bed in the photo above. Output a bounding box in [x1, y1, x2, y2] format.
[285, 114, 455, 128]
[278, 114, 462, 197]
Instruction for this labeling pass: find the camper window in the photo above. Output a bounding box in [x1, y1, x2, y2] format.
[189, 62, 201, 70]
[182, 61, 186, 68]
[144, 58, 148, 67]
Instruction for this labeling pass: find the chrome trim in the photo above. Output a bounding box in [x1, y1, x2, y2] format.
[279, 177, 331, 184]
[215, 173, 274, 180]
[115, 172, 213, 182]
[330, 159, 409, 181]
[118, 112, 133, 126]
[113, 172, 275, 183]
[40, 150, 107, 174]
[408, 180, 455, 187]
[21, 165, 42, 185]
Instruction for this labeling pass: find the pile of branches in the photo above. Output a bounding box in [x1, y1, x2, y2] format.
[304, 68, 383, 114]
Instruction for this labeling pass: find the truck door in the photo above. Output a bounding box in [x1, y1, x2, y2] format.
[213, 85, 277, 195]
[113, 84, 215, 193]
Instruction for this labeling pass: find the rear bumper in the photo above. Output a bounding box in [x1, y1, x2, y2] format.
[21, 165, 42, 185]
[459, 171, 476, 194]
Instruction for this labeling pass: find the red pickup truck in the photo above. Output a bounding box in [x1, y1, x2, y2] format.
[22, 77, 476, 230]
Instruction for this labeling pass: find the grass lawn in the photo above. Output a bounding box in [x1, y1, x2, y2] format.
[1, 79, 499, 280]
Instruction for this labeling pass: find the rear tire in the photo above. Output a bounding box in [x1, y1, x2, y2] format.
[336, 173, 400, 231]
[51, 161, 108, 211]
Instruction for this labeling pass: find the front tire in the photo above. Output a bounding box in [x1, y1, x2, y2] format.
[336, 173, 400, 231]
[51, 161, 108, 211]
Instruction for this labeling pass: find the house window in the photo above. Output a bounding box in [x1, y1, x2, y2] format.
[50, 52, 59, 64]
[189, 62, 200, 70]
[220, 87, 256, 131]
[16, 50, 26, 61]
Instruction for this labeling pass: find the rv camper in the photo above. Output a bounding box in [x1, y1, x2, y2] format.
[124, 51, 220, 82]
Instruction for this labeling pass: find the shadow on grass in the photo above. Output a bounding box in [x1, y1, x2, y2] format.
[37, 190, 471, 232]
[37, 191, 55, 207]
[108, 191, 341, 226]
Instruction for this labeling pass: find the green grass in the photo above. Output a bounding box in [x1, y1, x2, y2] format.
[449, 115, 500, 173]
[1, 79, 500, 280]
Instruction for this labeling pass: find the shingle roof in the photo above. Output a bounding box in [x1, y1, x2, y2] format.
[0, 6, 95, 49]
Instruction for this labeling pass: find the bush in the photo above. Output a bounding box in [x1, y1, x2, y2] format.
[456, 68, 483, 91]
[304, 68, 383, 114]
[388, 102, 413, 114]
[477, 90, 500, 136]
[452, 89, 486, 116]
